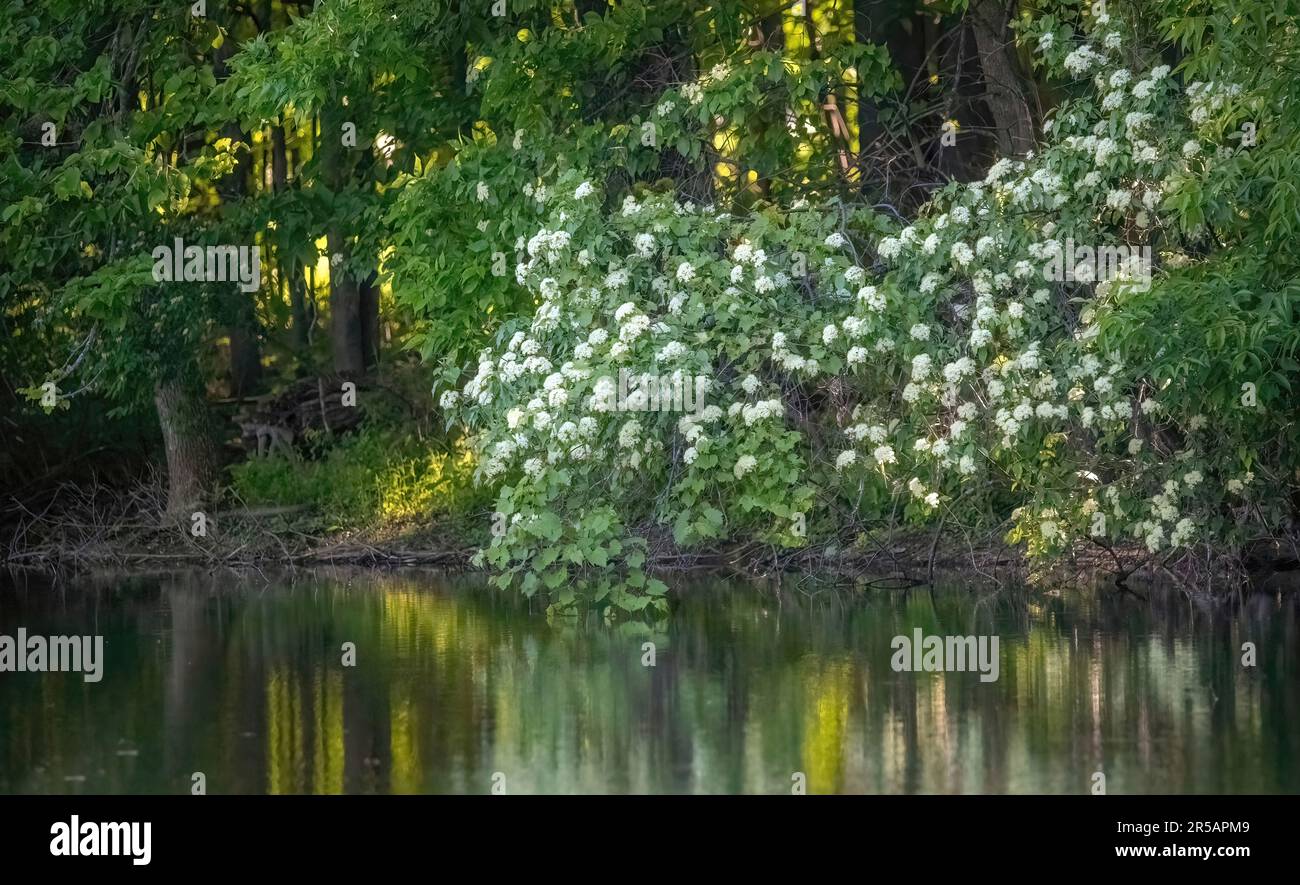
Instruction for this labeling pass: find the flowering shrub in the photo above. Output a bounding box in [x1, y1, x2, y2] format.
[433, 3, 1300, 616]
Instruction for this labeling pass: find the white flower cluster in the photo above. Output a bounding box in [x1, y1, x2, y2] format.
[445, 12, 1239, 574]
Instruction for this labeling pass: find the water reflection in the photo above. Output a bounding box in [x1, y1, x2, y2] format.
[0, 569, 1296, 794]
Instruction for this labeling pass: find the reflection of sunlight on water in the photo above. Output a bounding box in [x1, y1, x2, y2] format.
[266, 666, 344, 795]
[316, 670, 344, 795]
[389, 682, 419, 795]
[0, 570, 1297, 794]
[802, 658, 851, 794]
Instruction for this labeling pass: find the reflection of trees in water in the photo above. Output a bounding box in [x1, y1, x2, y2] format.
[0, 569, 1297, 794]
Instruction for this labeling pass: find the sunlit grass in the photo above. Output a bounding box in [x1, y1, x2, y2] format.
[230, 427, 487, 529]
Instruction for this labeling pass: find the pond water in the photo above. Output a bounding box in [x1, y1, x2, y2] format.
[0, 568, 1296, 794]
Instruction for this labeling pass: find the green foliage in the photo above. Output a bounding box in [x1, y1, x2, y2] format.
[230, 426, 488, 530]
[5, 0, 1299, 618]
[382, 0, 900, 372]
[438, 1, 1300, 617]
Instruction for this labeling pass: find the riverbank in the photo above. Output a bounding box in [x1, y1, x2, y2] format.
[6, 478, 1297, 597]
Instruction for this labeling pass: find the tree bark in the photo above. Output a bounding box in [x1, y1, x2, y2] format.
[326, 228, 364, 375]
[154, 376, 220, 519]
[853, 0, 886, 149]
[226, 323, 263, 397]
[319, 104, 365, 375]
[359, 272, 380, 370]
[271, 122, 312, 356]
[751, 10, 785, 197]
[290, 268, 311, 356]
[644, 22, 711, 203]
[969, 0, 1036, 157]
[214, 9, 263, 396]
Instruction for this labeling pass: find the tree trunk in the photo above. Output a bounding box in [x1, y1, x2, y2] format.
[290, 267, 311, 356]
[214, 9, 263, 396]
[271, 122, 312, 356]
[747, 9, 787, 198]
[319, 104, 365, 375]
[154, 376, 220, 519]
[227, 324, 262, 396]
[643, 22, 710, 202]
[327, 228, 364, 374]
[804, 2, 854, 178]
[969, 0, 1036, 157]
[359, 272, 380, 370]
[853, 0, 886, 150]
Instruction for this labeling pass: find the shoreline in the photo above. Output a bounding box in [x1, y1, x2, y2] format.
[6, 502, 1297, 598]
